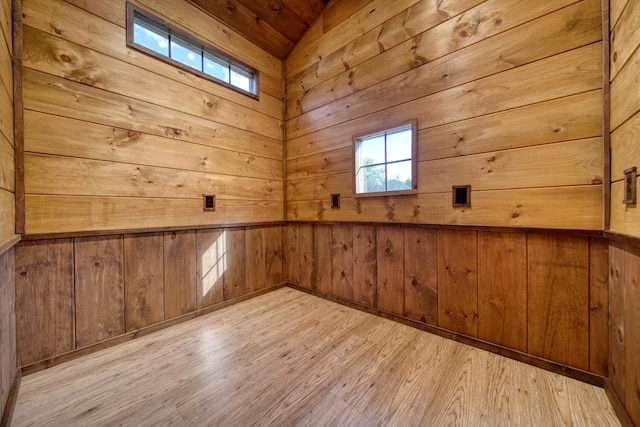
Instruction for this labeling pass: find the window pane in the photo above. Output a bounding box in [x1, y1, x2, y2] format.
[387, 160, 412, 191]
[357, 164, 386, 193]
[170, 36, 201, 71]
[133, 21, 169, 56]
[204, 54, 230, 82]
[386, 128, 412, 162]
[230, 67, 251, 92]
[356, 135, 385, 165]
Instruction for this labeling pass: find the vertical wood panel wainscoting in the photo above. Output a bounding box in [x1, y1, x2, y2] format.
[14, 224, 284, 372]
[285, 223, 609, 382]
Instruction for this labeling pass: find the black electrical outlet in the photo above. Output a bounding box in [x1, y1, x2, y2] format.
[623, 167, 637, 205]
[452, 185, 471, 207]
[331, 193, 341, 209]
[203, 194, 216, 211]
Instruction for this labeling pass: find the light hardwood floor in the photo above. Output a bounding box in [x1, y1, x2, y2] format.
[12, 288, 620, 426]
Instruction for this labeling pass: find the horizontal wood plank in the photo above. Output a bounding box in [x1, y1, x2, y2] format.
[25, 195, 284, 235]
[289, 0, 599, 119]
[0, 135, 14, 192]
[287, 186, 602, 230]
[286, 90, 602, 161]
[611, 109, 640, 181]
[610, 181, 640, 237]
[609, 0, 640, 79]
[611, 41, 640, 131]
[288, 43, 602, 139]
[24, 154, 283, 199]
[420, 138, 603, 193]
[24, 109, 282, 162]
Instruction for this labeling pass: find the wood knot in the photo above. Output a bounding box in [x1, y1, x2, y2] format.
[94, 262, 101, 267]
[342, 244, 348, 251]
[341, 271, 346, 278]
[411, 278, 418, 287]
[171, 232, 177, 240]
[60, 54, 71, 63]
[385, 247, 392, 255]
[20, 271, 27, 277]
[512, 212, 520, 218]
[445, 310, 450, 315]
[612, 52, 617, 62]
[54, 28, 62, 35]
[494, 18, 503, 26]
[206, 101, 213, 108]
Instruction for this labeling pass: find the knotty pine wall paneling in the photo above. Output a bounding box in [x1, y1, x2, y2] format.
[610, 0, 640, 237]
[284, 223, 609, 376]
[285, 0, 603, 229]
[0, 248, 16, 414]
[527, 235, 590, 371]
[608, 242, 640, 426]
[196, 229, 225, 310]
[74, 236, 125, 347]
[223, 228, 247, 301]
[164, 231, 197, 320]
[477, 232, 527, 352]
[0, 0, 17, 419]
[15, 239, 75, 366]
[437, 230, 478, 337]
[608, 0, 640, 423]
[403, 228, 437, 325]
[314, 224, 332, 295]
[352, 225, 376, 308]
[21, 0, 284, 235]
[376, 226, 404, 316]
[0, 0, 14, 247]
[124, 233, 164, 331]
[16, 225, 284, 368]
[331, 224, 353, 301]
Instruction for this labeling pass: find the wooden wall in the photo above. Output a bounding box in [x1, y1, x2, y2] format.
[285, 223, 609, 376]
[608, 1, 640, 425]
[610, 0, 640, 237]
[285, 0, 603, 229]
[15, 224, 283, 367]
[609, 242, 640, 426]
[0, 0, 14, 245]
[21, 0, 285, 235]
[0, 0, 17, 420]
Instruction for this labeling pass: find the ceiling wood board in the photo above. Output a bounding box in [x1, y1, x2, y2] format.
[187, 0, 329, 59]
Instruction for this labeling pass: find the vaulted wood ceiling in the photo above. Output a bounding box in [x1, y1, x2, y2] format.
[187, 0, 331, 59]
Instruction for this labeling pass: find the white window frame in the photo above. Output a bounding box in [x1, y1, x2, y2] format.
[353, 120, 418, 197]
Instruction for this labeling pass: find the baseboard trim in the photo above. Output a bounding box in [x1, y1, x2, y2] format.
[287, 283, 604, 387]
[604, 379, 635, 427]
[22, 283, 287, 376]
[1, 368, 22, 427]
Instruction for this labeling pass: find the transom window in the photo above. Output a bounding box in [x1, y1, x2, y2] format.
[126, 2, 258, 98]
[354, 120, 417, 196]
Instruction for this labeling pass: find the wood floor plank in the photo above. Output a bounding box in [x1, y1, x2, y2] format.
[12, 288, 621, 427]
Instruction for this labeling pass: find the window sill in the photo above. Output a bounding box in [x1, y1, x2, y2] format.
[354, 189, 418, 199]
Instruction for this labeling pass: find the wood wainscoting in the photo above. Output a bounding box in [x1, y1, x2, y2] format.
[607, 237, 640, 426]
[14, 224, 284, 371]
[284, 223, 609, 379]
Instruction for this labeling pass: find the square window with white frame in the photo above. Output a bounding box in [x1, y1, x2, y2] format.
[353, 120, 418, 196]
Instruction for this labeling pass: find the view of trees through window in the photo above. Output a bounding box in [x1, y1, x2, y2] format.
[354, 121, 416, 195]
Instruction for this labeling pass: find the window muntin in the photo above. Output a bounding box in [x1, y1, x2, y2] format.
[354, 121, 417, 196]
[126, 2, 259, 98]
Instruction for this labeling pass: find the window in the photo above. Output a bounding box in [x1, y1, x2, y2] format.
[354, 120, 417, 196]
[126, 2, 259, 98]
